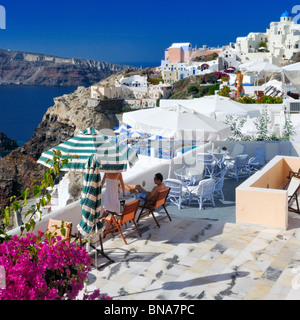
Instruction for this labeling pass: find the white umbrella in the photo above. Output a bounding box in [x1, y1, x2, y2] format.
[239, 60, 282, 87]
[160, 96, 260, 121]
[123, 105, 231, 141]
[282, 62, 300, 85]
[239, 60, 282, 73]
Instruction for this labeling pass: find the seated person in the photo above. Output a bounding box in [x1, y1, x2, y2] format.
[233, 82, 238, 99]
[125, 173, 166, 207]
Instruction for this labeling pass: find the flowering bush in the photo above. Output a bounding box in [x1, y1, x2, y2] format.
[255, 95, 283, 104]
[237, 95, 256, 104]
[221, 76, 229, 82]
[237, 95, 283, 104]
[0, 232, 112, 300]
[0, 153, 113, 301]
[218, 85, 231, 97]
[202, 72, 229, 84]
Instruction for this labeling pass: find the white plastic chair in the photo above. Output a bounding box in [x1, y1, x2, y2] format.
[214, 169, 227, 200]
[197, 153, 217, 178]
[174, 166, 203, 186]
[188, 178, 215, 210]
[225, 143, 246, 161]
[163, 179, 184, 210]
[248, 148, 265, 174]
[226, 154, 250, 181]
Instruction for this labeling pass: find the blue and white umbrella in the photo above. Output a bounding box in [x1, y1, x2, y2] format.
[148, 134, 164, 140]
[114, 128, 129, 134]
[114, 124, 131, 133]
[114, 124, 131, 130]
[128, 131, 144, 138]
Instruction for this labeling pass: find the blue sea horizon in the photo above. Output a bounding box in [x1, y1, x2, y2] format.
[0, 62, 160, 146]
[0, 85, 77, 144]
[114, 61, 161, 68]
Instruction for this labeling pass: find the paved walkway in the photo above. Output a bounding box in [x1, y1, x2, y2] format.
[86, 209, 300, 300]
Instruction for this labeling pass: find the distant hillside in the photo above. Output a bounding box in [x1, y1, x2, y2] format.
[169, 75, 220, 99]
[0, 48, 137, 86]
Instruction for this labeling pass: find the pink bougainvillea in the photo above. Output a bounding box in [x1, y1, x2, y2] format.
[0, 233, 112, 300]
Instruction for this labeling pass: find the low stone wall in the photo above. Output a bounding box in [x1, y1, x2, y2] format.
[236, 155, 300, 229]
[94, 99, 124, 114]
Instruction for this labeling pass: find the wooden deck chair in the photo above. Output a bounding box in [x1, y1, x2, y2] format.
[287, 169, 300, 180]
[137, 187, 172, 228]
[48, 219, 114, 270]
[47, 219, 73, 243]
[103, 199, 142, 245]
[287, 176, 300, 214]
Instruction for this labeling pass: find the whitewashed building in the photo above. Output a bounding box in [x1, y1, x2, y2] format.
[162, 59, 220, 83]
[90, 80, 172, 109]
[219, 46, 242, 70]
[235, 11, 300, 64]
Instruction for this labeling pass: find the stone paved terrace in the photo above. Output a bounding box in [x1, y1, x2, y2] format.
[84, 177, 300, 300]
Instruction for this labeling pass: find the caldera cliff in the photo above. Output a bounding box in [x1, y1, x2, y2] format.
[0, 82, 120, 213]
[0, 48, 135, 86]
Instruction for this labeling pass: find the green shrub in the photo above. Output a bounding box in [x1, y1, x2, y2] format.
[204, 73, 218, 84]
[169, 91, 187, 99]
[208, 84, 219, 95]
[187, 85, 199, 95]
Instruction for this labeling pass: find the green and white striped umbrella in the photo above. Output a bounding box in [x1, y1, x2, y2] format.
[95, 138, 139, 173]
[77, 144, 139, 236]
[77, 154, 103, 237]
[37, 127, 139, 172]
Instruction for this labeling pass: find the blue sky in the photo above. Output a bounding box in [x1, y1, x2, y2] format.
[0, 0, 299, 66]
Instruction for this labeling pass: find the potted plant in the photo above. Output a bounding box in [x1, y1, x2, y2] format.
[221, 76, 230, 84]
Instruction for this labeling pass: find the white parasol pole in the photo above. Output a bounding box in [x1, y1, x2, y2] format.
[281, 71, 287, 95]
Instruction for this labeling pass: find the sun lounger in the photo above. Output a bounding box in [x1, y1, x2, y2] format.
[287, 176, 300, 214]
[264, 86, 275, 95]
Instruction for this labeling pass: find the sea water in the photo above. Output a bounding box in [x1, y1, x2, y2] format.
[0, 85, 78, 146]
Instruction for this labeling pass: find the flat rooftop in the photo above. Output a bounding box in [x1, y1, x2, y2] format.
[84, 177, 300, 300]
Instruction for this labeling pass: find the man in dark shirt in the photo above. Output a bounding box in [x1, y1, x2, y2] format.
[125, 173, 166, 206]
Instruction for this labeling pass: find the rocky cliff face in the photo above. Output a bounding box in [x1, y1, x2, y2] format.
[0, 132, 18, 155]
[0, 48, 135, 86]
[0, 83, 119, 212]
